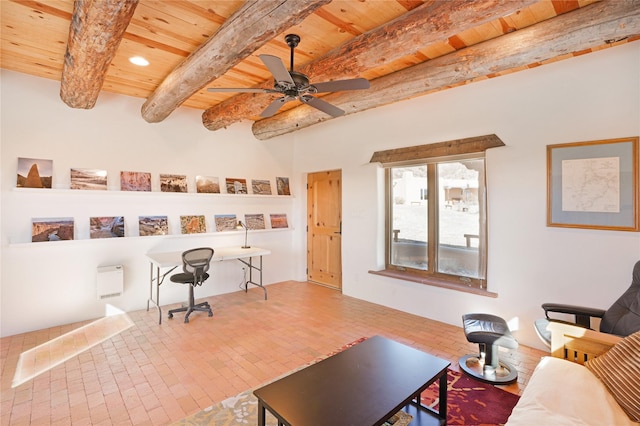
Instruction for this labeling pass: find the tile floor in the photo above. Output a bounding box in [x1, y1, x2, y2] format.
[1, 281, 546, 425]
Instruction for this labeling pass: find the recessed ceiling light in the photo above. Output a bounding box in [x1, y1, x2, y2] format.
[129, 56, 149, 66]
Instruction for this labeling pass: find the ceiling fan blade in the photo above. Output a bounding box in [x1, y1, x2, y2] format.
[300, 95, 345, 117]
[312, 78, 370, 93]
[260, 97, 291, 118]
[207, 87, 274, 93]
[259, 54, 294, 86]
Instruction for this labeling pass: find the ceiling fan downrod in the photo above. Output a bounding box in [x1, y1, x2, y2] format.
[285, 34, 300, 72]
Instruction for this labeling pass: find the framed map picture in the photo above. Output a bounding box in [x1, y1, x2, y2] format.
[547, 137, 639, 231]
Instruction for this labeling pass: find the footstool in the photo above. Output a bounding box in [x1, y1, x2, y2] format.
[460, 313, 518, 384]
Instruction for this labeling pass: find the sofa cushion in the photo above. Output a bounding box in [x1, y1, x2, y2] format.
[585, 330, 640, 422]
[506, 356, 635, 426]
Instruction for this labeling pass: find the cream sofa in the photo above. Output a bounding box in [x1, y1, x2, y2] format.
[506, 322, 639, 426]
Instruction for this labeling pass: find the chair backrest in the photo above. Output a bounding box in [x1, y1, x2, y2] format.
[182, 247, 214, 284]
[600, 260, 640, 336]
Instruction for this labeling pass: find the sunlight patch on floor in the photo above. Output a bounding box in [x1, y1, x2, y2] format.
[12, 305, 134, 388]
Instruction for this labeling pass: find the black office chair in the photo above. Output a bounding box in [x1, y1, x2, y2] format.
[168, 247, 214, 323]
[534, 260, 640, 346]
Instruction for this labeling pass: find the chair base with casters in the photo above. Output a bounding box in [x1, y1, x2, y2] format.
[460, 313, 518, 384]
[168, 247, 215, 323]
[167, 272, 213, 323]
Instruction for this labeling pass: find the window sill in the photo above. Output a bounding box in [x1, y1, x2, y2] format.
[368, 269, 498, 298]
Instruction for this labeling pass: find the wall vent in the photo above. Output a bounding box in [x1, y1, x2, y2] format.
[97, 265, 123, 299]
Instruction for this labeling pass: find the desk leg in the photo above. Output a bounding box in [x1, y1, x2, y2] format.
[238, 256, 267, 300]
[147, 263, 177, 325]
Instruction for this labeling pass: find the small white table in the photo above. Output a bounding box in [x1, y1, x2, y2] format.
[146, 246, 271, 324]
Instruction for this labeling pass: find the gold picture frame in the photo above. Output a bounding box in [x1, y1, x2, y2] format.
[547, 136, 639, 231]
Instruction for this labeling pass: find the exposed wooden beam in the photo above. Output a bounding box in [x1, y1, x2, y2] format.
[141, 0, 330, 123]
[60, 0, 139, 109]
[202, 0, 538, 131]
[252, 0, 640, 140]
[369, 135, 505, 165]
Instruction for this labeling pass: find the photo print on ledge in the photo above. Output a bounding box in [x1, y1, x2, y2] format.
[196, 176, 220, 193]
[17, 157, 52, 189]
[71, 168, 107, 190]
[32, 217, 74, 242]
[225, 178, 247, 194]
[121, 171, 151, 192]
[252, 179, 272, 195]
[270, 213, 288, 229]
[276, 177, 290, 195]
[245, 213, 266, 230]
[180, 215, 206, 234]
[160, 174, 188, 193]
[215, 214, 237, 231]
[90, 217, 124, 239]
[138, 216, 168, 236]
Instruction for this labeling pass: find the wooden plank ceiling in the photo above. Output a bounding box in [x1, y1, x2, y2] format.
[1, 0, 639, 139]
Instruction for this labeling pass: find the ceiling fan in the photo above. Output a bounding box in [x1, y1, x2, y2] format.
[207, 34, 370, 118]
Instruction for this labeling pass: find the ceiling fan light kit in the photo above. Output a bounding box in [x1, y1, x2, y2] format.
[208, 34, 370, 118]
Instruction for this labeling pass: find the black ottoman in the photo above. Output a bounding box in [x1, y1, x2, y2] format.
[460, 313, 518, 384]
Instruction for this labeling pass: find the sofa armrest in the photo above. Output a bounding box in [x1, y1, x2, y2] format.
[548, 321, 622, 364]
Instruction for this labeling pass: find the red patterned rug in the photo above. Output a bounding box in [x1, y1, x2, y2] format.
[420, 369, 520, 425]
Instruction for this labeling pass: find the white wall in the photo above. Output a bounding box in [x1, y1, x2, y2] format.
[1, 70, 296, 336]
[2, 42, 639, 349]
[291, 41, 640, 350]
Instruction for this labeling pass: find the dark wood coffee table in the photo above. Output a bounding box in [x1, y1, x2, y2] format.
[253, 335, 450, 426]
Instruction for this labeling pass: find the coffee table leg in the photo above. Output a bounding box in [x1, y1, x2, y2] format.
[439, 371, 448, 422]
[258, 401, 265, 426]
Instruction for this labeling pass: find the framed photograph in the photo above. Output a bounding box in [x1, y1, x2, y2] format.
[547, 136, 639, 231]
[71, 168, 107, 190]
[90, 216, 125, 238]
[160, 173, 188, 193]
[32, 217, 74, 242]
[17, 157, 52, 188]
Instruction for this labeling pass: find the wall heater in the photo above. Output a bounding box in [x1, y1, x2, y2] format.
[96, 265, 124, 299]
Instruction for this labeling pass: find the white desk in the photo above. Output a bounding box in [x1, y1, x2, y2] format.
[146, 246, 271, 324]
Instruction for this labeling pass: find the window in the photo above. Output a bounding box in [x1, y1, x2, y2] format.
[387, 155, 486, 289]
[370, 134, 504, 294]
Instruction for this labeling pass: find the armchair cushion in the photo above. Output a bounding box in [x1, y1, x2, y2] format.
[585, 330, 640, 422]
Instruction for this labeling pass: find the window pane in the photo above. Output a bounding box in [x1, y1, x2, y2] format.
[437, 160, 484, 279]
[390, 166, 428, 270]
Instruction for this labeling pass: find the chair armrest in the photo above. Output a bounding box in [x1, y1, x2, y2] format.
[547, 322, 621, 364]
[542, 303, 606, 328]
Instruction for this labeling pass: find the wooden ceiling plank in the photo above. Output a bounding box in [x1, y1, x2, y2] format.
[202, 0, 538, 131]
[140, 0, 331, 124]
[60, 0, 140, 109]
[252, 0, 640, 140]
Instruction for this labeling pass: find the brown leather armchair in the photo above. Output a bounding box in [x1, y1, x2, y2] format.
[535, 260, 640, 347]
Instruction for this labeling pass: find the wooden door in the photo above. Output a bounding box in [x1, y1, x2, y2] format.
[307, 170, 342, 290]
